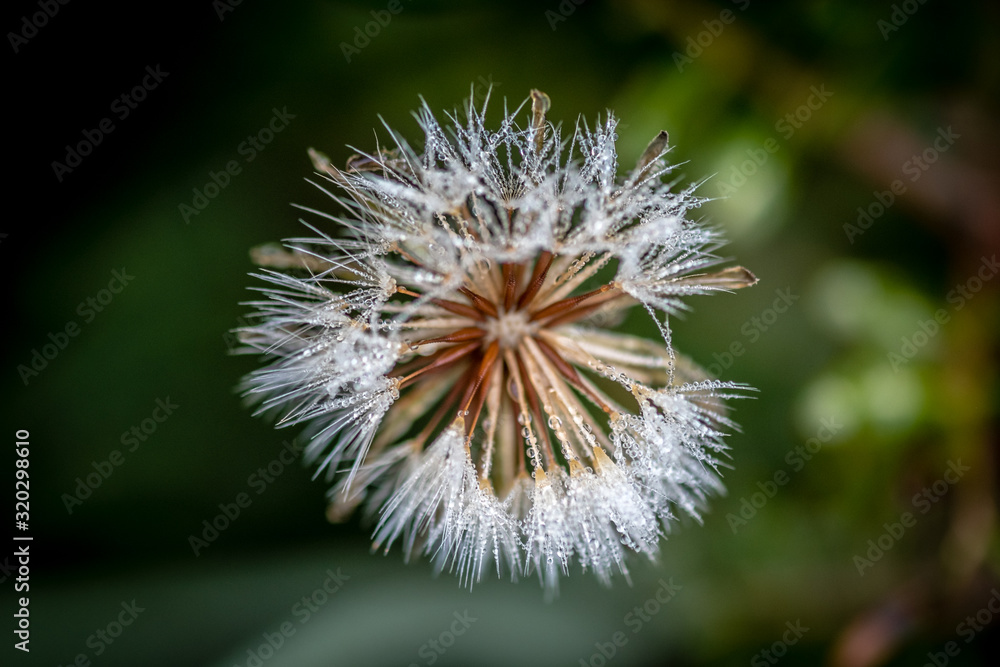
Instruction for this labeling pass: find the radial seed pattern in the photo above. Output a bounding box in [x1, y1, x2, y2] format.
[237, 89, 756, 593]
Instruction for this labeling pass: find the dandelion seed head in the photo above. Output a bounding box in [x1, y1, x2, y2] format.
[236, 88, 757, 594]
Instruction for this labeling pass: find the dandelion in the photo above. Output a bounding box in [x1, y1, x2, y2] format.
[236, 88, 757, 594]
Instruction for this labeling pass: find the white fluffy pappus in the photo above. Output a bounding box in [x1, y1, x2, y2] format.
[236, 87, 757, 595]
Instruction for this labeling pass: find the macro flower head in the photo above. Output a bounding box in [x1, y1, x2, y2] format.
[236, 88, 757, 594]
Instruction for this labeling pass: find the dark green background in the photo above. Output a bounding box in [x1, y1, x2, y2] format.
[6, 0, 999, 665]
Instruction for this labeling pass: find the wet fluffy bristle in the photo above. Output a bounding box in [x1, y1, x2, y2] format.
[236, 88, 756, 593]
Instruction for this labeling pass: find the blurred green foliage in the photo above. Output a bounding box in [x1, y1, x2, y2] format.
[6, 0, 999, 665]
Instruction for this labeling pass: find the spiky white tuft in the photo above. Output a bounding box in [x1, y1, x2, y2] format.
[237, 88, 757, 595]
